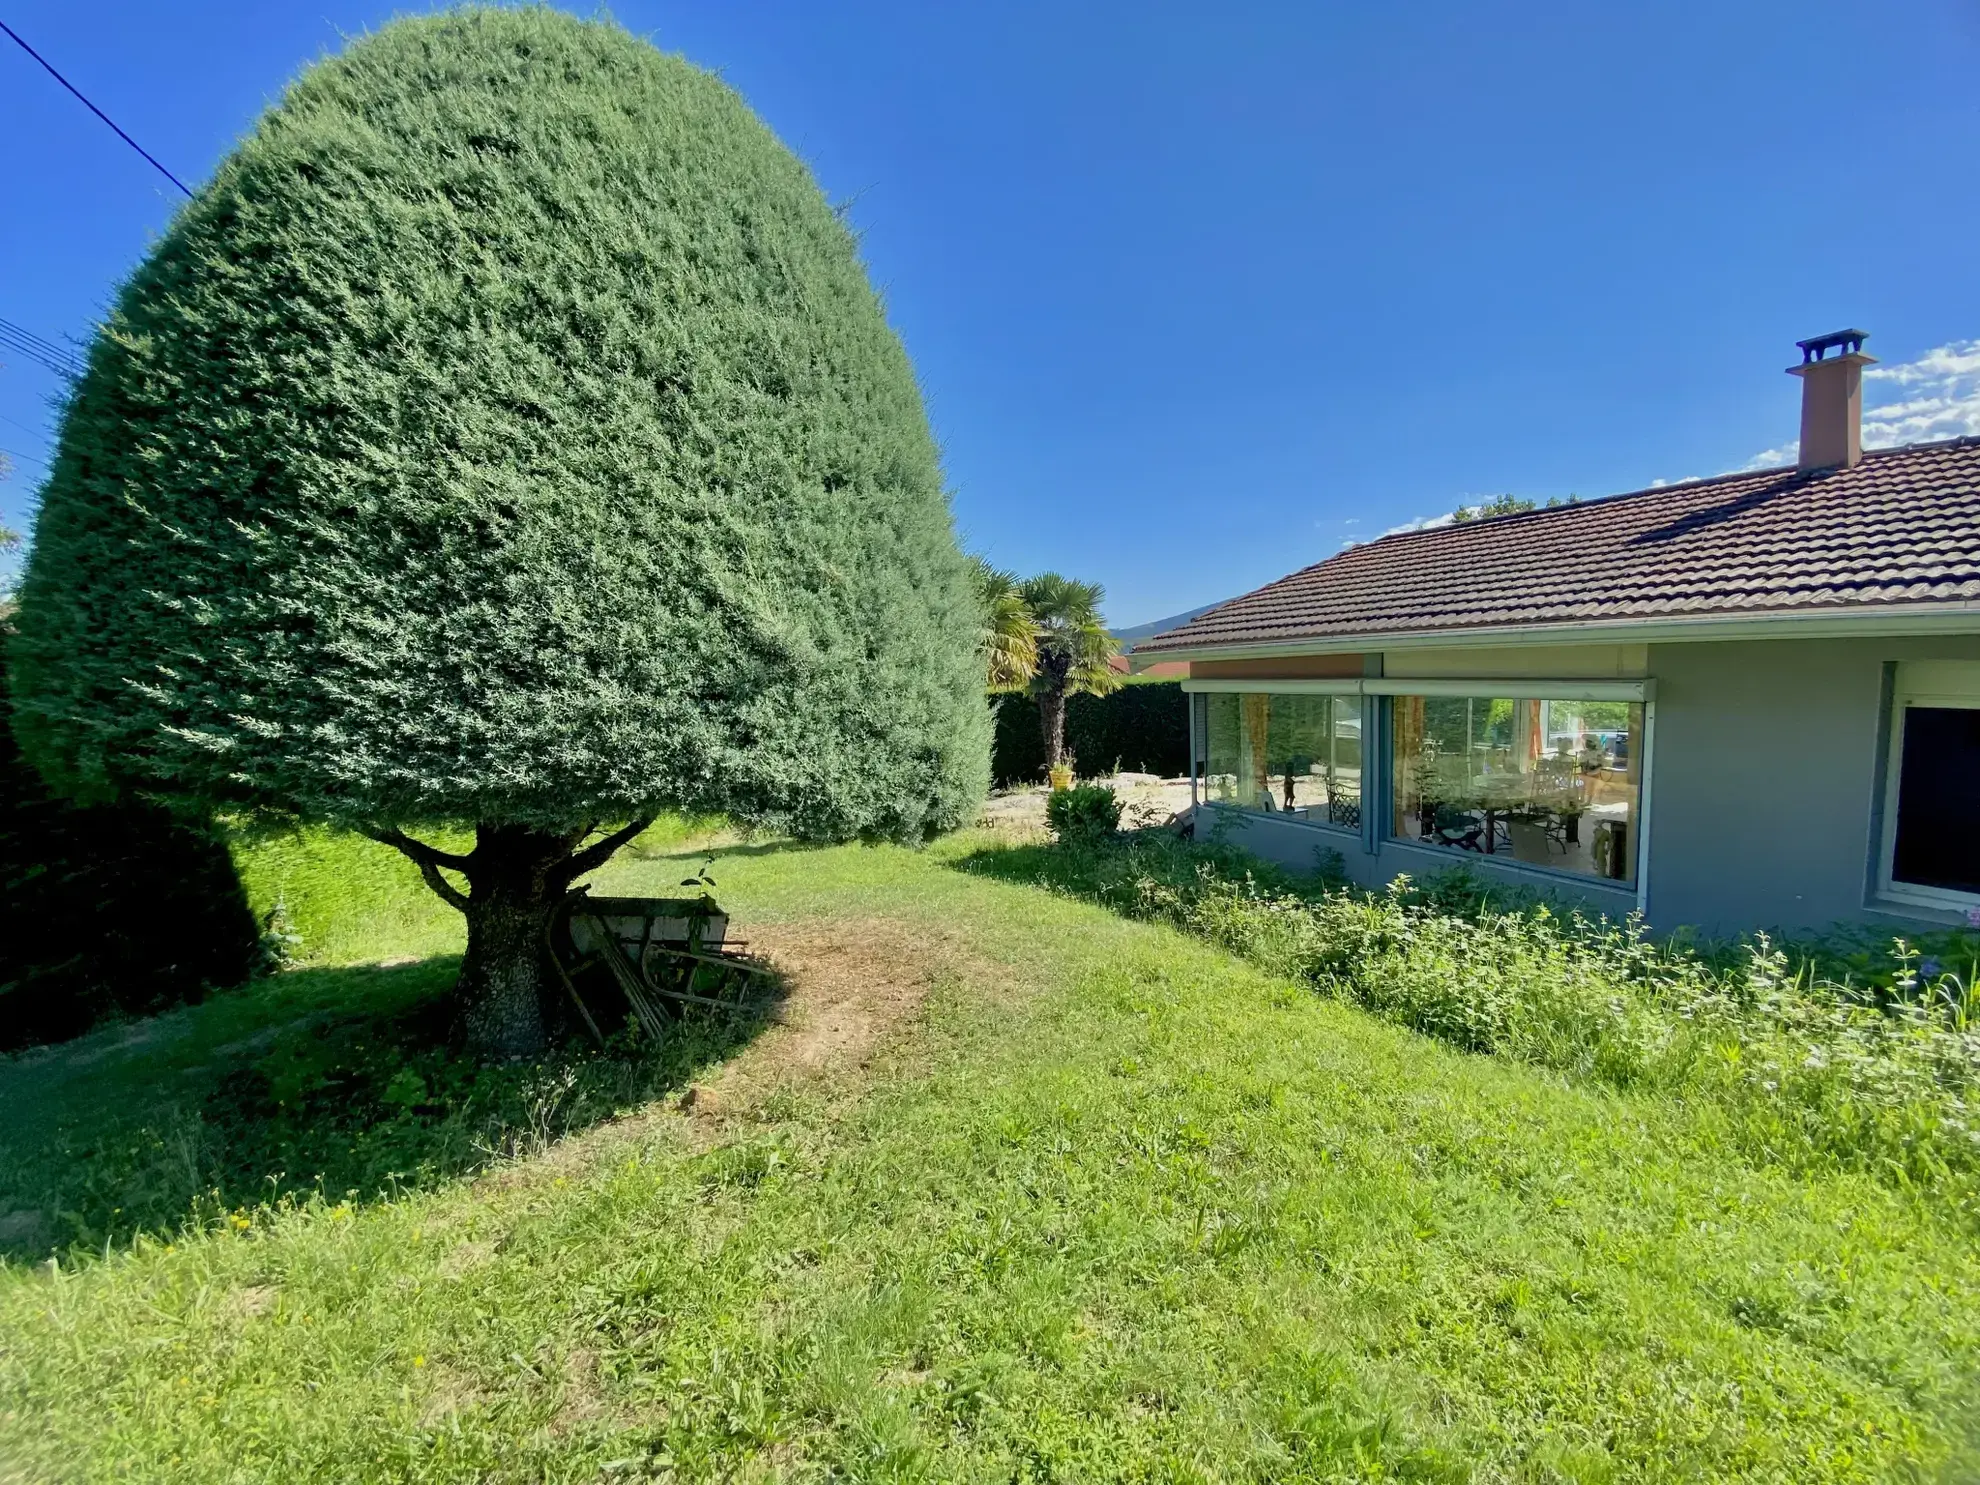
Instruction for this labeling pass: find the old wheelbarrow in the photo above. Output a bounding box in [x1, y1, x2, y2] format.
[546, 890, 774, 1044]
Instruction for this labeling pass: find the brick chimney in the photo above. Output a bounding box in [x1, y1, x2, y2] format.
[1786, 329, 1875, 471]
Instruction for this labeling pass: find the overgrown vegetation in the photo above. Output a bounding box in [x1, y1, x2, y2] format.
[964, 831, 1980, 1202]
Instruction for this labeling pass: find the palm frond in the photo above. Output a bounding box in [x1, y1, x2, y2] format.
[1018, 572, 1120, 698]
[972, 556, 1038, 691]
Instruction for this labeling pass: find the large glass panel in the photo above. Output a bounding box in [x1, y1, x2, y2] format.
[1204, 692, 1363, 828]
[1391, 695, 1643, 883]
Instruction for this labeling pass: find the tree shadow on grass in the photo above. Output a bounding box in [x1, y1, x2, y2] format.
[0, 954, 783, 1262]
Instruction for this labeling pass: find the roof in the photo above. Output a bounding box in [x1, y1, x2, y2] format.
[1136, 436, 1980, 655]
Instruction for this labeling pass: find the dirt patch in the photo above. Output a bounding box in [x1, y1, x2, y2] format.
[489, 916, 995, 1188]
[674, 917, 969, 1131]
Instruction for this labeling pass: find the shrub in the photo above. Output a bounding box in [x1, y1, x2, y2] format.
[1045, 784, 1122, 843]
[991, 681, 1187, 786]
[0, 627, 260, 1049]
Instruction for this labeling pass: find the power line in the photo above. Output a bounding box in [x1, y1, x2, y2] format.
[0, 19, 193, 198]
[0, 316, 79, 365]
[0, 316, 85, 379]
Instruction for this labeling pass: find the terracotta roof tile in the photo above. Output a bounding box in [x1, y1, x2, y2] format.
[1135, 437, 1980, 653]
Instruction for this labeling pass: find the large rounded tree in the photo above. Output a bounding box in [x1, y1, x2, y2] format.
[9, 8, 989, 1055]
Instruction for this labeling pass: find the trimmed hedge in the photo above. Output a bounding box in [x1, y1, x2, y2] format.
[1, 632, 261, 1050]
[992, 681, 1187, 786]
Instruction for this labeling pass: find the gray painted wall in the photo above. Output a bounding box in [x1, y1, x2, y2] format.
[1643, 634, 1980, 936]
[1197, 633, 1980, 938]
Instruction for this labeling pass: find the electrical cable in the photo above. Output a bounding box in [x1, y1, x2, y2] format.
[0, 316, 85, 379]
[0, 18, 193, 198]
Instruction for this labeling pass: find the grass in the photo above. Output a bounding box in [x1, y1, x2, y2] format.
[1, 827, 1977, 1479]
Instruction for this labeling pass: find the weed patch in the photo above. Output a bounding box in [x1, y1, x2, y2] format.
[961, 832, 1980, 1201]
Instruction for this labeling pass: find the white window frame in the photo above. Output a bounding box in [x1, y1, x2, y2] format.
[1876, 661, 1980, 911]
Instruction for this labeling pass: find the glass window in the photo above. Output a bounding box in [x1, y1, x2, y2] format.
[1205, 692, 1364, 829]
[1390, 695, 1643, 883]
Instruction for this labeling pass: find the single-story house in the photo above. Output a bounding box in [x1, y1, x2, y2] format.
[1131, 331, 1980, 936]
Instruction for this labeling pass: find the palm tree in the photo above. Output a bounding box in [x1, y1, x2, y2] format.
[1019, 572, 1120, 772]
[972, 557, 1037, 693]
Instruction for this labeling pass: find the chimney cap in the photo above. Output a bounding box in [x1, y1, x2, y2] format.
[1795, 328, 1869, 363]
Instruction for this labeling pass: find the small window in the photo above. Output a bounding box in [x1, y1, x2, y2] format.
[1881, 662, 1980, 906]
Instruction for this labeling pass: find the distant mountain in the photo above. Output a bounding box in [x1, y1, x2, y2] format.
[1113, 603, 1216, 645]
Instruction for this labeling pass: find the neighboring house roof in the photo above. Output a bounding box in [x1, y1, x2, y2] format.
[1136, 436, 1980, 655]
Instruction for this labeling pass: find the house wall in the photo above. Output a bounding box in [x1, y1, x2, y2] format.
[1642, 633, 1980, 936]
[1191, 632, 1980, 937]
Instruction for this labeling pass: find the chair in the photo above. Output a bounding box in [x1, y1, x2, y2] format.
[1327, 781, 1362, 830]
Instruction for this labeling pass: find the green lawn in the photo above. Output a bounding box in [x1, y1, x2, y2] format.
[2, 831, 1976, 1481]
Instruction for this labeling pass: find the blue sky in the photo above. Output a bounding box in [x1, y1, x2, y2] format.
[4, 2, 1979, 626]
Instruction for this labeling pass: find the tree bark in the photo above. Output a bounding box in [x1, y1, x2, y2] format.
[370, 817, 655, 1058]
[454, 823, 576, 1058]
[1038, 686, 1068, 772]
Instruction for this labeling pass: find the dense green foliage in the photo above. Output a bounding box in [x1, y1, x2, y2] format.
[992, 678, 1187, 783]
[0, 630, 259, 1050]
[968, 833, 1980, 1199]
[1044, 782, 1122, 842]
[3, 831, 1977, 1478]
[9, 7, 987, 845]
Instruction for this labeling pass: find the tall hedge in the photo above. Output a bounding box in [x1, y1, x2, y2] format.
[992, 681, 1188, 786]
[8, 8, 990, 1053]
[0, 628, 259, 1049]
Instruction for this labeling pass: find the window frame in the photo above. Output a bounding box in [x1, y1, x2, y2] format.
[1875, 661, 1980, 911]
[1197, 687, 1366, 833]
[1382, 690, 1647, 890]
[1182, 677, 1655, 900]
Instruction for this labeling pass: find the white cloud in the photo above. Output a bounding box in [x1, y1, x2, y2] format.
[1381, 511, 1457, 537]
[1740, 338, 1980, 469]
[1864, 341, 1980, 388]
[1741, 441, 1798, 471]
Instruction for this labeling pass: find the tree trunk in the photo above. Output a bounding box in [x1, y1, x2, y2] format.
[1038, 687, 1068, 772]
[456, 823, 575, 1057]
[367, 815, 656, 1059]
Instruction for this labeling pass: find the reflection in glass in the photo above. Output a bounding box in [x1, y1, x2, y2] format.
[1390, 696, 1641, 882]
[1205, 693, 1363, 828]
